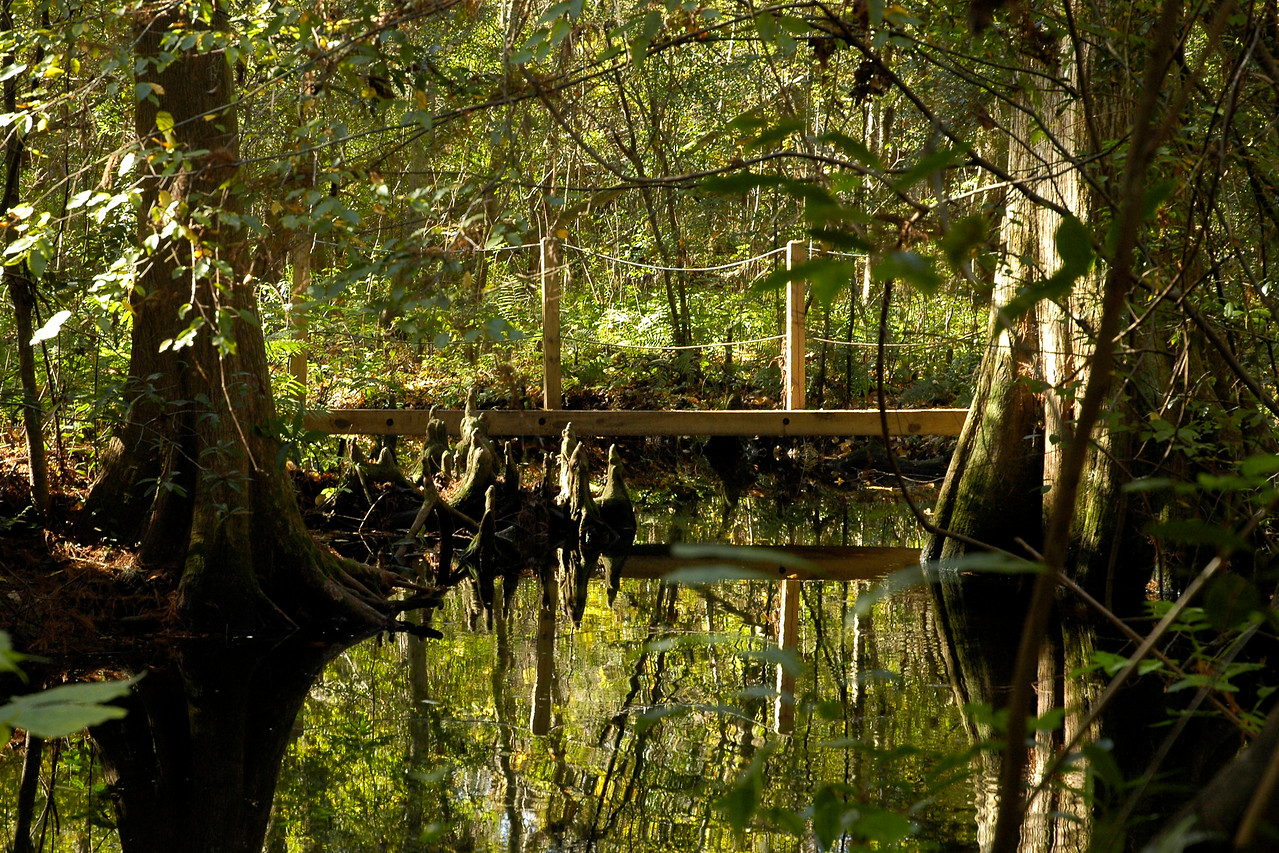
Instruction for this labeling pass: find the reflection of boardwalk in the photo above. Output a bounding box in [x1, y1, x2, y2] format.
[306, 407, 967, 437]
[619, 544, 921, 582]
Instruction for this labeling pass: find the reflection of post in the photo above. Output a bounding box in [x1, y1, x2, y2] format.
[785, 240, 807, 410]
[531, 598, 556, 735]
[541, 236, 562, 410]
[774, 578, 801, 734]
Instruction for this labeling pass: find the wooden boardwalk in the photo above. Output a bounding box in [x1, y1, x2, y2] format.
[303, 407, 968, 437]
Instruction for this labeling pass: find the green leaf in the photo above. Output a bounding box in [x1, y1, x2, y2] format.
[1054, 215, 1093, 274]
[30, 309, 72, 344]
[809, 259, 859, 309]
[1144, 519, 1252, 552]
[1081, 740, 1124, 790]
[700, 171, 784, 194]
[872, 250, 942, 295]
[1239, 454, 1279, 481]
[155, 110, 174, 134]
[1030, 707, 1065, 731]
[631, 11, 662, 65]
[721, 744, 773, 835]
[811, 784, 851, 849]
[1142, 178, 1177, 223]
[890, 146, 966, 191]
[660, 564, 777, 585]
[1204, 573, 1261, 632]
[754, 11, 777, 44]
[0, 675, 142, 738]
[853, 565, 928, 618]
[821, 132, 883, 170]
[0, 632, 30, 677]
[940, 214, 987, 270]
[747, 116, 807, 151]
[741, 645, 804, 676]
[852, 806, 915, 844]
[669, 544, 819, 572]
[809, 228, 872, 253]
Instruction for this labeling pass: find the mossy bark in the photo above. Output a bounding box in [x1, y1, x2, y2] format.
[80, 7, 409, 633]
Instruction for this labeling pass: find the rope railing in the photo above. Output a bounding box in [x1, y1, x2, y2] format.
[562, 333, 786, 352]
[809, 336, 977, 348]
[287, 234, 986, 419]
[561, 243, 787, 272]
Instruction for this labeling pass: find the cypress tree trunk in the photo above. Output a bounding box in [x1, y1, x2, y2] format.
[80, 3, 408, 632]
[924, 19, 1109, 851]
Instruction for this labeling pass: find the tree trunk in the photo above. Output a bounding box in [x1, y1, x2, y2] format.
[79, 4, 407, 633]
[924, 19, 1107, 852]
[2, 0, 49, 520]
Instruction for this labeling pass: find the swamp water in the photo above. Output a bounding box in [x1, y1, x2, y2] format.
[269, 479, 979, 852]
[3, 473, 984, 852]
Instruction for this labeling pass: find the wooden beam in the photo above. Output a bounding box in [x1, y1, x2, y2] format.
[618, 544, 922, 581]
[304, 408, 969, 437]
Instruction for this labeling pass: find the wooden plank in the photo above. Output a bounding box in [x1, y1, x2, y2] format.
[617, 544, 922, 582]
[304, 407, 969, 437]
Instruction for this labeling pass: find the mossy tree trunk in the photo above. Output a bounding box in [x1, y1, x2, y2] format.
[923, 20, 1116, 852]
[80, 3, 406, 632]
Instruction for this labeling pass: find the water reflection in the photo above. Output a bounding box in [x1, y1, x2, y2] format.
[4, 483, 975, 852]
[263, 487, 975, 852]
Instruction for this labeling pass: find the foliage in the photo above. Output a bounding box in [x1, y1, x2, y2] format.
[0, 632, 137, 740]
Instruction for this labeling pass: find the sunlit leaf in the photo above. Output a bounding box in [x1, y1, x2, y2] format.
[0, 674, 141, 739]
[30, 309, 72, 344]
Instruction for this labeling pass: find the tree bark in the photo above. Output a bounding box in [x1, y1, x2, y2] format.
[79, 3, 408, 632]
[2, 0, 49, 520]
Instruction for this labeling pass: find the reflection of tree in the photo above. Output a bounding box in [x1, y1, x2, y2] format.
[246, 546, 975, 851]
[92, 635, 364, 853]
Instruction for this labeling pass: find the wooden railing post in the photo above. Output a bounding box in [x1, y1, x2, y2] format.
[785, 240, 807, 410]
[541, 236, 562, 410]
